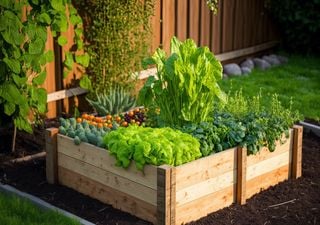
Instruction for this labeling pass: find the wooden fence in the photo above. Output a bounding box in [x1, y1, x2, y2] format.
[44, 0, 279, 118]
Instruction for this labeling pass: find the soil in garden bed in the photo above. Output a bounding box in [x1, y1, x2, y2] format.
[0, 129, 319, 225]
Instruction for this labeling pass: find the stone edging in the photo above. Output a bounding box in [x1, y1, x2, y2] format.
[0, 183, 95, 225]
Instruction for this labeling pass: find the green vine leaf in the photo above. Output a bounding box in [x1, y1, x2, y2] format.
[64, 52, 74, 70]
[45, 50, 54, 62]
[29, 38, 45, 54]
[0, 11, 24, 45]
[75, 53, 90, 67]
[79, 74, 92, 90]
[0, 0, 11, 8]
[70, 15, 82, 26]
[4, 102, 16, 116]
[3, 58, 20, 74]
[12, 74, 27, 86]
[33, 71, 47, 85]
[49, 0, 65, 12]
[58, 35, 68, 46]
[14, 117, 33, 133]
[38, 12, 51, 25]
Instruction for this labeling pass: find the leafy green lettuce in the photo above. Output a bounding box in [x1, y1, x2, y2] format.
[104, 125, 201, 170]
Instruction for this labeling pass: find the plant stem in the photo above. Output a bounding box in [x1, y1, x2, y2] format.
[12, 125, 17, 153]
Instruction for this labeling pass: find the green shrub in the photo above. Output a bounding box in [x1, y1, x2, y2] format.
[266, 0, 320, 54]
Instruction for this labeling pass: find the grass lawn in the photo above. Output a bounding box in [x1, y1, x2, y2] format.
[219, 55, 320, 121]
[0, 192, 81, 225]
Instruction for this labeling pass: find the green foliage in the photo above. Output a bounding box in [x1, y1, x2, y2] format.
[179, 91, 301, 156]
[206, 0, 219, 14]
[0, 193, 81, 225]
[104, 125, 201, 170]
[0, 1, 85, 133]
[139, 37, 225, 127]
[86, 85, 136, 116]
[266, 0, 320, 54]
[218, 55, 320, 120]
[77, 0, 155, 92]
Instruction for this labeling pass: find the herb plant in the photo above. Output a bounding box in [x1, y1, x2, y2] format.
[139, 37, 226, 127]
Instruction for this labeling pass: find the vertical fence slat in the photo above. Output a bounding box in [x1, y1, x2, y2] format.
[176, 0, 187, 41]
[222, 0, 235, 52]
[211, 0, 222, 54]
[162, 0, 175, 54]
[189, 0, 200, 45]
[151, 0, 162, 52]
[200, 0, 210, 47]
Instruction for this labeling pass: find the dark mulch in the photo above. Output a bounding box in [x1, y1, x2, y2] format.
[0, 127, 319, 225]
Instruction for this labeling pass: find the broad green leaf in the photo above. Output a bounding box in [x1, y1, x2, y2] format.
[12, 74, 27, 86]
[70, 15, 82, 26]
[33, 71, 47, 85]
[50, 0, 65, 12]
[75, 53, 89, 67]
[45, 50, 54, 62]
[0, 0, 11, 8]
[11, 46, 21, 59]
[14, 116, 33, 133]
[4, 102, 16, 116]
[0, 83, 23, 104]
[29, 38, 45, 54]
[35, 88, 47, 105]
[74, 28, 83, 37]
[58, 35, 68, 46]
[63, 70, 69, 78]
[31, 0, 39, 5]
[0, 11, 24, 45]
[3, 58, 20, 74]
[24, 23, 37, 40]
[38, 12, 51, 24]
[79, 74, 92, 90]
[64, 52, 74, 70]
[35, 26, 47, 42]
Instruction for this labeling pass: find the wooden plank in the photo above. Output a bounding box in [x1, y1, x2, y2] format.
[210, 0, 222, 53]
[247, 151, 290, 180]
[175, 169, 236, 206]
[47, 87, 88, 103]
[58, 153, 157, 205]
[59, 167, 157, 224]
[176, 0, 187, 41]
[292, 125, 303, 179]
[170, 167, 176, 225]
[200, 0, 210, 47]
[175, 185, 235, 225]
[236, 147, 247, 205]
[247, 131, 292, 166]
[215, 41, 279, 62]
[45, 128, 59, 184]
[151, 0, 161, 52]
[222, 0, 235, 52]
[233, 0, 244, 50]
[246, 165, 289, 199]
[157, 165, 172, 225]
[162, 0, 175, 54]
[189, 0, 200, 44]
[44, 28, 57, 118]
[57, 134, 157, 189]
[175, 147, 237, 191]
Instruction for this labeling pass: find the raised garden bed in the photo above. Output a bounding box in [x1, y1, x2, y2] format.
[45, 126, 303, 225]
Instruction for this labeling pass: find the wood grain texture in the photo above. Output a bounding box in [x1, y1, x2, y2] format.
[59, 167, 157, 224]
[151, 0, 161, 52]
[176, 0, 187, 41]
[175, 185, 235, 225]
[45, 128, 59, 184]
[246, 165, 289, 199]
[57, 134, 157, 189]
[292, 125, 303, 179]
[162, 0, 175, 54]
[175, 148, 237, 191]
[200, 0, 210, 47]
[189, 0, 200, 44]
[237, 147, 247, 205]
[58, 153, 157, 205]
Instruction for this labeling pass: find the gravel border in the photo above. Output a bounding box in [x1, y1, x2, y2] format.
[0, 183, 95, 225]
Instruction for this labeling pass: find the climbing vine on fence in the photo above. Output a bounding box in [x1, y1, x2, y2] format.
[0, 0, 86, 134]
[77, 0, 155, 93]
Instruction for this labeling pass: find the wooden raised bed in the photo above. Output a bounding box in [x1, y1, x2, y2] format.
[45, 126, 303, 225]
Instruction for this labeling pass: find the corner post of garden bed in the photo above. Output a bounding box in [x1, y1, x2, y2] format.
[292, 125, 303, 179]
[45, 128, 59, 184]
[236, 146, 247, 205]
[157, 165, 176, 225]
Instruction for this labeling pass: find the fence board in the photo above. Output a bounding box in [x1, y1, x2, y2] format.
[43, 0, 280, 118]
